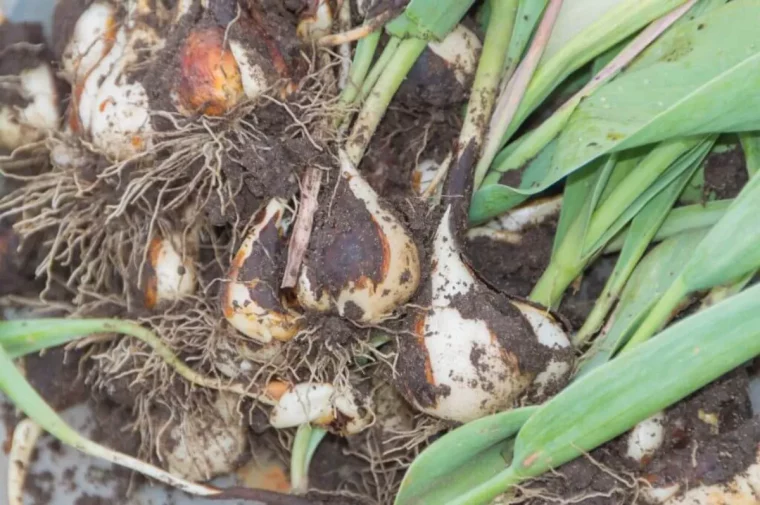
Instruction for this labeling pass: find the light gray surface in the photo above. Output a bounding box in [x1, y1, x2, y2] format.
[5, 0, 54, 40]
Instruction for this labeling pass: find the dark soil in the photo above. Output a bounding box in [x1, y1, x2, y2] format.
[466, 218, 557, 298]
[703, 143, 748, 200]
[24, 347, 89, 411]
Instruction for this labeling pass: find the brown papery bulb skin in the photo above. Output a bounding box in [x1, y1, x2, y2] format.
[296, 154, 421, 323]
[222, 199, 302, 344]
[176, 27, 244, 116]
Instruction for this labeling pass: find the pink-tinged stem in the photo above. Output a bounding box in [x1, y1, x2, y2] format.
[474, 0, 564, 188]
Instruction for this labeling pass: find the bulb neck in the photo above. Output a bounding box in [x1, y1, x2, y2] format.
[443, 138, 478, 240]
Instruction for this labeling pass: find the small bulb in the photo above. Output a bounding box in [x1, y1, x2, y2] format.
[297, 0, 334, 42]
[396, 206, 573, 423]
[160, 393, 247, 482]
[144, 233, 197, 309]
[626, 412, 665, 464]
[268, 382, 373, 435]
[173, 27, 244, 116]
[297, 152, 421, 323]
[0, 24, 60, 151]
[59, 1, 118, 83]
[222, 199, 302, 344]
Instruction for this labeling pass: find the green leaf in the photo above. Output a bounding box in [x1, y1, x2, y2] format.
[513, 282, 760, 478]
[469, 137, 557, 225]
[576, 229, 708, 374]
[574, 150, 706, 346]
[504, 0, 549, 73]
[534, 1, 760, 195]
[0, 319, 119, 359]
[583, 136, 715, 255]
[603, 198, 731, 253]
[394, 407, 538, 505]
[420, 282, 760, 505]
[385, 0, 477, 40]
[740, 131, 760, 178]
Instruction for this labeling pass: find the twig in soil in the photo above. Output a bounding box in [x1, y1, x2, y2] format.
[318, 10, 395, 46]
[282, 167, 323, 288]
[7, 419, 42, 505]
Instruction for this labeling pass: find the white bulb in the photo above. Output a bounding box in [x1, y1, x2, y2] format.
[626, 412, 665, 463]
[161, 393, 247, 482]
[61, 1, 117, 83]
[428, 24, 482, 87]
[467, 196, 563, 242]
[297, 152, 421, 322]
[145, 233, 197, 308]
[222, 199, 302, 344]
[0, 63, 59, 150]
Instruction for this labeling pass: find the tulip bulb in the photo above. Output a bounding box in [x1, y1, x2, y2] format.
[160, 393, 248, 482]
[0, 24, 60, 151]
[297, 152, 421, 323]
[626, 412, 665, 464]
[59, 1, 118, 83]
[144, 232, 197, 309]
[173, 27, 245, 116]
[268, 382, 373, 435]
[222, 199, 302, 344]
[74, 18, 163, 160]
[297, 0, 334, 42]
[396, 206, 573, 423]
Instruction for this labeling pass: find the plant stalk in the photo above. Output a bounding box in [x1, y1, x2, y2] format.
[346, 37, 428, 165]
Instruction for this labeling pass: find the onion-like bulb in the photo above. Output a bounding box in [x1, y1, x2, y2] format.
[72, 14, 163, 160]
[222, 199, 303, 344]
[143, 232, 197, 309]
[58, 1, 118, 84]
[296, 152, 421, 323]
[267, 381, 374, 436]
[395, 206, 573, 423]
[160, 393, 248, 482]
[626, 412, 665, 464]
[0, 23, 60, 151]
[172, 26, 245, 116]
[297, 0, 334, 42]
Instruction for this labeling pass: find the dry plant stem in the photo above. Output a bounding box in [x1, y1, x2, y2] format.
[425, 0, 518, 197]
[338, 0, 353, 89]
[8, 419, 42, 505]
[318, 10, 396, 46]
[482, 0, 697, 184]
[473, 0, 564, 189]
[282, 167, 323, 288]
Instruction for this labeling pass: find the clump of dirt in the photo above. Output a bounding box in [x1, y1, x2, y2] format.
[23, 347, 89, 411]
[359, 104, 462, 199]
[703, 144, 748, 199]
[466, 218, 557, 298]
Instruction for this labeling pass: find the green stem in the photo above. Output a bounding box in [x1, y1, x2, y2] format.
[357, 36, 402, 104]
[290, 424, 323, 494]
[603, 199, 731, 253]
[458, 0, 518, 148]
[529, 253, 584, 309]
[337, 30, 382, 110]
[346, 37, 428, 165]
[620, 277, 688, 353]
[0, 318, 272, 403]
[583, 140, 695, 248]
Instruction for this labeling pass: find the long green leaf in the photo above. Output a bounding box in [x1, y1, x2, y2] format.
[504, 1, 549, 73]
[443, 282, 760, 505]
[576, 229, 708, 374]
[603, 198, 731, 252]
[394, 407, 537, 505]
[385, 0, 477, 40]
[536, 1, 760, 195]
[740, 131, 760, 177]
